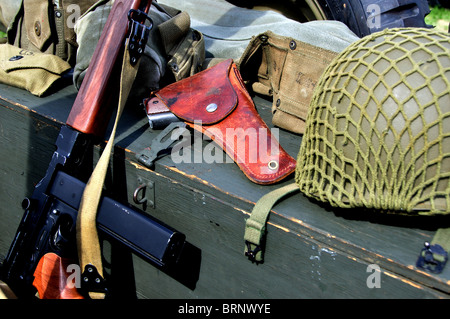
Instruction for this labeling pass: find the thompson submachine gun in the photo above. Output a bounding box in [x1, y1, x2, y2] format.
[0, 0, 185, 299]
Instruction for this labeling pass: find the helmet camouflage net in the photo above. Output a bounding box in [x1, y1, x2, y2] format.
[296, 28, 450, 215]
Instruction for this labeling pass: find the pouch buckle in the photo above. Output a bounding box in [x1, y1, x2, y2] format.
[416, 242, 449, 274]
[127, 9, 153, 65]
[244, 240, 261, 263]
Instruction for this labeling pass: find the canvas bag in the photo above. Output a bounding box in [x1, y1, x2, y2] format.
[0, 1, 205, 98]
[156, 0, 360, 135]
[0, 44, 71, 96]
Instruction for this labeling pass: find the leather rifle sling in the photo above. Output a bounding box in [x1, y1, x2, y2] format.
[76, 40, 140, 299]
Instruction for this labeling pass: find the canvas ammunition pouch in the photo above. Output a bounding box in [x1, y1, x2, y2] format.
[145, 59, 297, 185]
[156, 0, 359, 135]
[0, 1, 205, 98]
[238, 31, 338, 135]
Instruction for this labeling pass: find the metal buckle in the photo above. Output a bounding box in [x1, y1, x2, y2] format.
[244, 240, 261, 263]
[127, 9, 153, 65]
[416, 242, 449, 274]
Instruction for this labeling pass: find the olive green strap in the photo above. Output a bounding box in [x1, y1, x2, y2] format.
[158, 10, 191, 56]
[431, 228, 450, 253]
[246, 185, 450, 273]
[244, 183, 299, 263]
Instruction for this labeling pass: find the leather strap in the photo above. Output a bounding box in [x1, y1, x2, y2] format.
[76, 39, 139, 299]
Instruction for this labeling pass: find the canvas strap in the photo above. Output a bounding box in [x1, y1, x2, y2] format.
[244, 183, 299, 263]
[76, 39, 139, 299]
[417, 227, 450, 274]
[0, 280, 17, 299]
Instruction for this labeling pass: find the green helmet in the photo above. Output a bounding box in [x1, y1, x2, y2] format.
[296, 28, 450, 216]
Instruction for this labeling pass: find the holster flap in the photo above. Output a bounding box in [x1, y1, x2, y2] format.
[155, 58, 237, 124]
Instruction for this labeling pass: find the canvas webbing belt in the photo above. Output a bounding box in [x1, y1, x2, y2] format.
[244, 183, 450, 274]
[76, 38, 140, 299]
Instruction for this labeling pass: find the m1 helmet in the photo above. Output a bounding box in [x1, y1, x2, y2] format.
[296, 28, 450, 215]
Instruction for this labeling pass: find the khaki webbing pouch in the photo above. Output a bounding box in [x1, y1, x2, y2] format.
[238, 31, 337, 134]
[0, 44, 71, 96]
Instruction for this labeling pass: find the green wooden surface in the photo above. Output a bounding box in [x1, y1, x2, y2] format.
[0, 82, 449, 298]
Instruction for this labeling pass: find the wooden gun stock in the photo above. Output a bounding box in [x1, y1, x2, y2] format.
[66, 0, 151, 136]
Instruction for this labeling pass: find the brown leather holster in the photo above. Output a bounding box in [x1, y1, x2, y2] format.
[145, 59, 296, 184]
